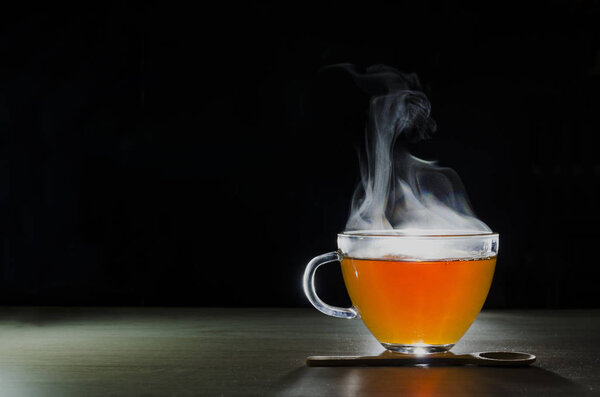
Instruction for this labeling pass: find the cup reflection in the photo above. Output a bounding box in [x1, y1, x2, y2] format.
[275, 364, 584, 397]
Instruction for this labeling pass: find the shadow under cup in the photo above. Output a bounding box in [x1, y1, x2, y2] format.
[303, 231, 499, 354]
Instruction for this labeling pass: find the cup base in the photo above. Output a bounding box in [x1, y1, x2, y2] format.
[381, 343, 454, 355]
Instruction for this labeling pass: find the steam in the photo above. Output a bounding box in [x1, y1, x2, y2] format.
[336, 64, 490, 233]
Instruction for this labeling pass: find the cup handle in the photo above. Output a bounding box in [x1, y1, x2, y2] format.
[303, 250, 358, 319]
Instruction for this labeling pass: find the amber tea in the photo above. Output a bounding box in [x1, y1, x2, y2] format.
[340, 256, 496, 349]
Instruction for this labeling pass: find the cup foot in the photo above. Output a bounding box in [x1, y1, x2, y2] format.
[381, 343, 454, 354]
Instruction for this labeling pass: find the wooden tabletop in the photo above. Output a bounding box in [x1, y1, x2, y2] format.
[0, 307, 598, 396]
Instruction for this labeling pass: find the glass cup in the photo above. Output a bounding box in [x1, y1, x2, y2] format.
[303, 231, 499, 354]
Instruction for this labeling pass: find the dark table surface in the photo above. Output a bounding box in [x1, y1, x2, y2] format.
[0, 307, 598, 396]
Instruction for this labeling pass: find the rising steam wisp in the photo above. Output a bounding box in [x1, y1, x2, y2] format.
[335, 64, 491, 234]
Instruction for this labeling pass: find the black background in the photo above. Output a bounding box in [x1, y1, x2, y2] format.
[1, 2, 599, 308]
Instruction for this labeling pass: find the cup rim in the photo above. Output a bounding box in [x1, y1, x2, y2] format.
[338, 230, 499, 238]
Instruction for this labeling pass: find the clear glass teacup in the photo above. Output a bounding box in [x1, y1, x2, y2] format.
[303, 230, 499, 354]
